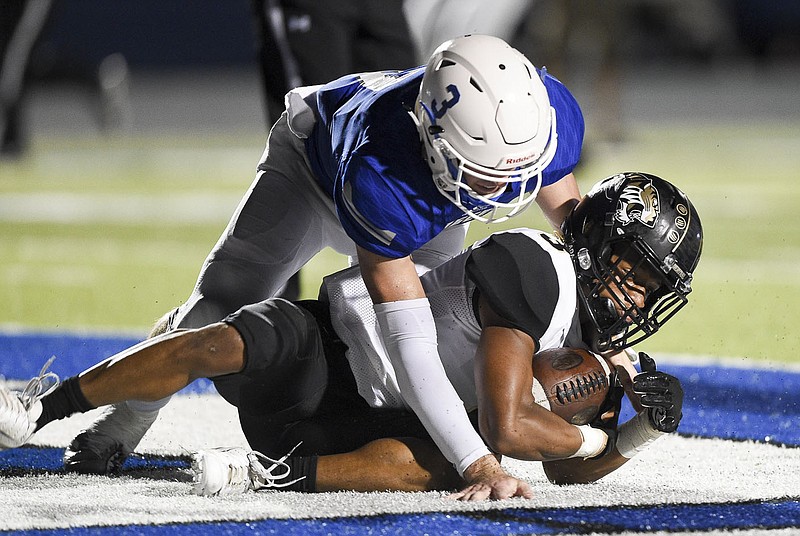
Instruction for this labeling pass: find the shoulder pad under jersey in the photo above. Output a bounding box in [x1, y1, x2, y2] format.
[465, 230, 564, 341]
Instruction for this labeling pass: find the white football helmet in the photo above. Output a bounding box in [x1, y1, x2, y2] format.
[415, 34, 558, 223]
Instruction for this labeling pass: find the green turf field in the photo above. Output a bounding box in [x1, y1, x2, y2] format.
[1, 122, 798, 363]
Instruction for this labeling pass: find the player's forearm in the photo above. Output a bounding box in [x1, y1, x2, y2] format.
[374, 298, 491, 475]
[542, 409, 669, 485]
[360, 250, 492, 475]
[482, 409, 586, 461]
[535, 173, 580, 231]
[542, 450, 629, 485]
[461, 453, 506, 484]
[475, 327, 586, 461]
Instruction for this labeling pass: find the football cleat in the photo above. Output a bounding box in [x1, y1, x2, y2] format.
[191, 443, 305, 497]
[63, 403, 159, 474]
[0, 356, 59, 449]
[0, 387, 38, 449]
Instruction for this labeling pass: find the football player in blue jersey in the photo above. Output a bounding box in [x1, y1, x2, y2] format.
[0, 173, 702, 500]
[58, 34, 587, 486]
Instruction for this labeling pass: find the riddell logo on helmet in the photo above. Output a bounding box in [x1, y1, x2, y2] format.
[505, 154, 536, 165]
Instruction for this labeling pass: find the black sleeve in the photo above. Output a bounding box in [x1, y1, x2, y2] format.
[465, 232, 561, 342]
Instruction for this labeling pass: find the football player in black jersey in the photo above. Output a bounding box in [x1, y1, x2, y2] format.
[0, 172, 701, 500]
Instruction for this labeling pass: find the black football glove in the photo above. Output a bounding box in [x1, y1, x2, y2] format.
[632, 352, 683, 433]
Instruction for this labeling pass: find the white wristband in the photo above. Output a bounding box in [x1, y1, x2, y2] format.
[616, 411, 665, 459]
[570, 425, 608, 459]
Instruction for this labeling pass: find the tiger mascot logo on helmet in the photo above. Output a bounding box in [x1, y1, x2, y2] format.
[614, 177, 660, 228]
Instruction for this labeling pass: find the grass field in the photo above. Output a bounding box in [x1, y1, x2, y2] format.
[1, 120, 799, 363]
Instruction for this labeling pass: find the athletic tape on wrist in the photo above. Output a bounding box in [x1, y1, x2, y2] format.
[616, 411, 665, 459]
[570, 425, 608, 459]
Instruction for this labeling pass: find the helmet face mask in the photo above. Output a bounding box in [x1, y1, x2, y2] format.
[416, 35, 558, 223]
[433, 130, 553, 221]
[562, 172, 703, 353]
[579, 240, 690, 352]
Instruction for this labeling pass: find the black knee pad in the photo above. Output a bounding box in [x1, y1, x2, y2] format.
[213, 299, 327, 412]
[229, 298, 324, 375]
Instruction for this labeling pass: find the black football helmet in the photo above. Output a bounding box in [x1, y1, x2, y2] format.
[561, 172, 703, 353]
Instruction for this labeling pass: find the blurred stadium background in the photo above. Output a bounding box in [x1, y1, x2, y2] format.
[1, 0, 799, 366]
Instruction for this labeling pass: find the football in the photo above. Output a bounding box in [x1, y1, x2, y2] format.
[532, 347, 611, 425]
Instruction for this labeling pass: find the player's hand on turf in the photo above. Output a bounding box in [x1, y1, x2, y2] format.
[632, 352, 684, 433]
[448, 475, 533, 502]
[449, 454, 533, 501]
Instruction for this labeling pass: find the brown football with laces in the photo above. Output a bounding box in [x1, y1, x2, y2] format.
[532, 347, 611, 425]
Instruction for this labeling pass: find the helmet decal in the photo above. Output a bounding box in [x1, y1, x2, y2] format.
[614, 177, 660, 228]
[671, 203, 689, 243]
[430, 84, 460, 120]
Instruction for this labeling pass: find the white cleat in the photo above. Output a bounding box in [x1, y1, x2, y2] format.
[191, 443, 305, 497]
[0, 356, 59, 449]
[0, 387, 37, 449]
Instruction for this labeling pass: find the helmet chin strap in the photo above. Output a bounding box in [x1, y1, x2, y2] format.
[588, 297, 629, 352]
[596, 297, 618, 327]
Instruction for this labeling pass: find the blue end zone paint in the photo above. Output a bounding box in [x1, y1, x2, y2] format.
[3, 500, 800, 535]
[680, 364, 800, 445]
[0, 332, 142, 379]
[2, 445, 800, 533]
[615, 362, 800, 447]
[0, 446, 188, 473]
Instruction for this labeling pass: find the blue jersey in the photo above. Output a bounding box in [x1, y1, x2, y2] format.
[305, 67, 584, 258]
